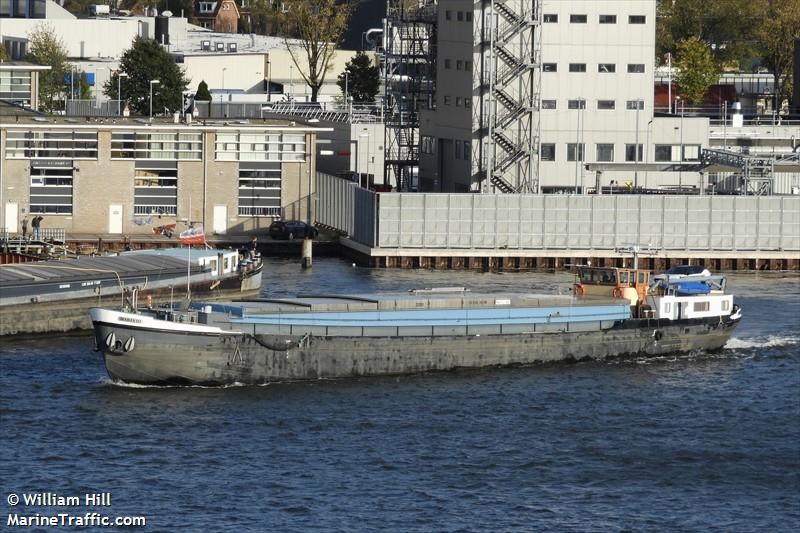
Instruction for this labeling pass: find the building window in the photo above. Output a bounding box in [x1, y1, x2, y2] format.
[626, 100, 645, 110]
[683, 145, 701, 161]
[629, 15, 646, 24]
[455, 96, 463, 107]
[457, 11, 463, 21]
[134, 163, 178, 216]
[421, 136, 436, 154]
[464, 141, 471, 160]
[599, 15, 617, 24]
[596, 144, 614, 162]
[541, 99, 557, 109]
[570, 14, 587, 23]
[567, 143, 585, 161]
[465, 12, 472, 22]
[569, 63, 587, 73]
[465, 60, 472, 71]
[456, 60, 463, 70]
[443, 95, 451, 105]
[627, 64, 645, 73]
[625, 144, 644, 162]
[541, 143, 556, 161]
[543, 14, 558, 23]
[445, 10, 451, 20]
[0, 70, 32, 104]
[597, 100, 615, 110]
[238, 162, 281, 217]
[542, 63, 557, 72]
[444, 59, 451, 69]
[215, 131, 305, 161]
[455, 140, 462, 159]
[5, 130, 98, 159]
[199, 2, 215, 13]
[465, 99, 471, 109]
[111, 131, 202, 160]
[693, 301, 709, 312]
[598, 63, 616, 73]
[29, 161, 73, 215]
[654, 144, 678, 162]
[567, 99, 586, 109]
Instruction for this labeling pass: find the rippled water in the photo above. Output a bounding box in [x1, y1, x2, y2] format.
[1, 260, 798, 531]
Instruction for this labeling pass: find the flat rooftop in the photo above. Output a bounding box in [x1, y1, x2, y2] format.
[2, 115, 331, 131]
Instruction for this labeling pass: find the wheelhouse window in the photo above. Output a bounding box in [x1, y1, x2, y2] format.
[579, 268, 617, 285]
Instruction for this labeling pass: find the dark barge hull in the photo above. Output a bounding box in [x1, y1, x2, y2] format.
[93, 316, 740, 386]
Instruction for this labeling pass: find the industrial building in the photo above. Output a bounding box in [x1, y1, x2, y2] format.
[0, 111, 327, 236]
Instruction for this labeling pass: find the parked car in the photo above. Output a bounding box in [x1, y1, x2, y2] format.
[268, 220, 319, 240]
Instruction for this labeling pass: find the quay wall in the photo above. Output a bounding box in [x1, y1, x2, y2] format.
[316, 174, 800, 270]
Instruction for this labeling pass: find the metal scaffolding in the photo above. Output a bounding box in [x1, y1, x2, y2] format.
[383, 0, 438, 191]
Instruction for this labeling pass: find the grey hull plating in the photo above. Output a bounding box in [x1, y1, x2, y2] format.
[93, 318, 739, 385]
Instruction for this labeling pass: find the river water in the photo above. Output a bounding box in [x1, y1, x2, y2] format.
[1, 259, 798, 531]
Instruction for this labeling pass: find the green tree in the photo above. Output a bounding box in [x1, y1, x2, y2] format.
[195, 80, 212, 101]
[656, 0, 756, 68]
[248, 0, 283, 35]
[336, 52, 380, 103]
[753, 0, 800, 111]
[675, 37, 720, 104]
[25, 23, 70, 113]
[79, 71, 92, 99]
[282, 0, 351, 102]
[104, 36, 188, 116]
[0, 42, 8, 62]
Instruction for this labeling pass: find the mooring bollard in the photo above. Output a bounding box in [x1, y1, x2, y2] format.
[301, 237, 312, 269]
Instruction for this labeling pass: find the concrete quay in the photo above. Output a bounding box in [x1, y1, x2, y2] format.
[340, 239, 800, 272]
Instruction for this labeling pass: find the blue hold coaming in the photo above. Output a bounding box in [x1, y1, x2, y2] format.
[226, 305, 631, 328]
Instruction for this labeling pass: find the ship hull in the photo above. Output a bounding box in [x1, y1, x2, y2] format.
[92, 316, 740, 386]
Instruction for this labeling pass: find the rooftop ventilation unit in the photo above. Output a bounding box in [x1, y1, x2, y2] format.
[228, 43, 237, 53]
[201, 40, 211, 51]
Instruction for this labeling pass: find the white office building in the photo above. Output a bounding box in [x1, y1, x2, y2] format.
[418, 0, 709, 193]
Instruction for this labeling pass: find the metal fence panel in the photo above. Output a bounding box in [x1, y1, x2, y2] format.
[758, 197, 783, 250]
[709, 197, 734, 250]
[399, 195, 425, 248]
[781, 197, 800, 251]
[687, 197, 711, 250]
[591, 196, 617, 249]
[519, 195, 545, 248]
[378, 193, 401, 248]
[639, 196, 664, 250]
[734, 197, 759, 250]
[423, 194, 450, 248]
[567, 196, 592, 249]
[543, 196, 568, 248]
[448, 195, 474, 248]
[615, 196, 641, 249]
[662, 196, 688, 250]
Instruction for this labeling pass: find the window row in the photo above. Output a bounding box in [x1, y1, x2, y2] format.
[445, 10, 472, 22]
[215, 132, 306, 161]
[540, 143, 701, 163]
[541, 99, 645, 110]
[420, 137, 472, 161]
[442, 95, 472, 108]
[542, 63, 645, 73]
[443, 58, 473, 71]
[543, 14, 646, 24]
[111, 131, 203, 160]
[6, 130, 98, 159]
[29, 163, 73, 215]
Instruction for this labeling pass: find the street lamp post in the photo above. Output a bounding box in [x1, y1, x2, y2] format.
[117, 72, 128, 116]
[222, 67, 227, 92]
[344, 71, 349, 112]
[644, 118, 653, 191]
[634, 99, 641, 189]
[70, 64, 76, 101]
[677, 96, 684, 191]
[289, 65, 294, 112]
[149, 79, 160, 120]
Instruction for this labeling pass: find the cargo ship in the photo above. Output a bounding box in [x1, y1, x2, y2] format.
[89, 266, 741, 385]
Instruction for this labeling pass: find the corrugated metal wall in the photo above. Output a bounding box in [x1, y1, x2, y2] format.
[317, 173, 800, 252]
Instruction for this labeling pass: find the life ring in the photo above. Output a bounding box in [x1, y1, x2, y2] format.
[573, 284, 586, 296]
[612, 287, 623, 299]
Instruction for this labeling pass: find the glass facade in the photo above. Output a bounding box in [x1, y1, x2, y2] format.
[29, 160, 73, 215]
[0, 70, 32, 105]
[238, 162, 281, 217]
